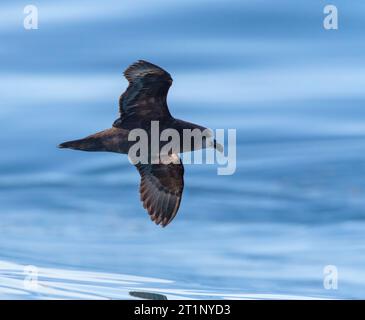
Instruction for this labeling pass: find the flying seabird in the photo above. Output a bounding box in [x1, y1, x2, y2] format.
[59, 60, 222, 227]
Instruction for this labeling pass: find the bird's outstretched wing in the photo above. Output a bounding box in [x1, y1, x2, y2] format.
[114, 60, 173, 127]
[136, 158, 184, 227]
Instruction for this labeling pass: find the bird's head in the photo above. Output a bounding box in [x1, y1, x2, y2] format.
[209, 139, 224, 153]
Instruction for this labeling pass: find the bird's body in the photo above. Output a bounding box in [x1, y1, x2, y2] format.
[61, 118, 208, 154]
[60, 60, 220, 227]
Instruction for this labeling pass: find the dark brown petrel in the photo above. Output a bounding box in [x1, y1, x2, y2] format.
[59, 60, 222, 227]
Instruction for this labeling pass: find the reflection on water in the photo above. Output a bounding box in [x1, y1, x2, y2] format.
[0, 0, 365, 299]
[129, 291, 168, 300]
[0, 260, 324, 300]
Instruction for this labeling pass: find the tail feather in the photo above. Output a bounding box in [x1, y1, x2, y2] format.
[58, 138, 104, 151]
[58, 128, 128, 153]
[58, 139, 92, 150]
[59, 134, 109, 152]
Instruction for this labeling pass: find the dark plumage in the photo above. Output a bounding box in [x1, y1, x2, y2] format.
[59, 60, 221, 227]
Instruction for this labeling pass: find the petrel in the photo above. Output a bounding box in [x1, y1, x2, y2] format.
[59, 60, 221, 227]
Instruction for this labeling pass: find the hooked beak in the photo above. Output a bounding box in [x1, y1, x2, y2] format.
[209, 139, 223, 153]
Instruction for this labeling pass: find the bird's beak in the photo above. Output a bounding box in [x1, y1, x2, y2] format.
[215, 142, 224, 153]
[209, 139, 223, 153]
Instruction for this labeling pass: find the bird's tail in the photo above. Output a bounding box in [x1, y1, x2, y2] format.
[59, 129, 114, 152]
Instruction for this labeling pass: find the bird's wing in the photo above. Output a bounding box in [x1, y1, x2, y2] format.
[136, 158, 184, 227]
[114, 60, 173, 126]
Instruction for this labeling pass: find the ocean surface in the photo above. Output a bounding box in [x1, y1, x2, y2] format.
[0, 0, 365, 299]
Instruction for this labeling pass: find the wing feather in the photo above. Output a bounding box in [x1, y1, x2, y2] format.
[113, 60, 173, 127]
[136, 158, 184, 227]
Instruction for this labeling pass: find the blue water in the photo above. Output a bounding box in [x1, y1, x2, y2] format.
[1, 0, 365, 299]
